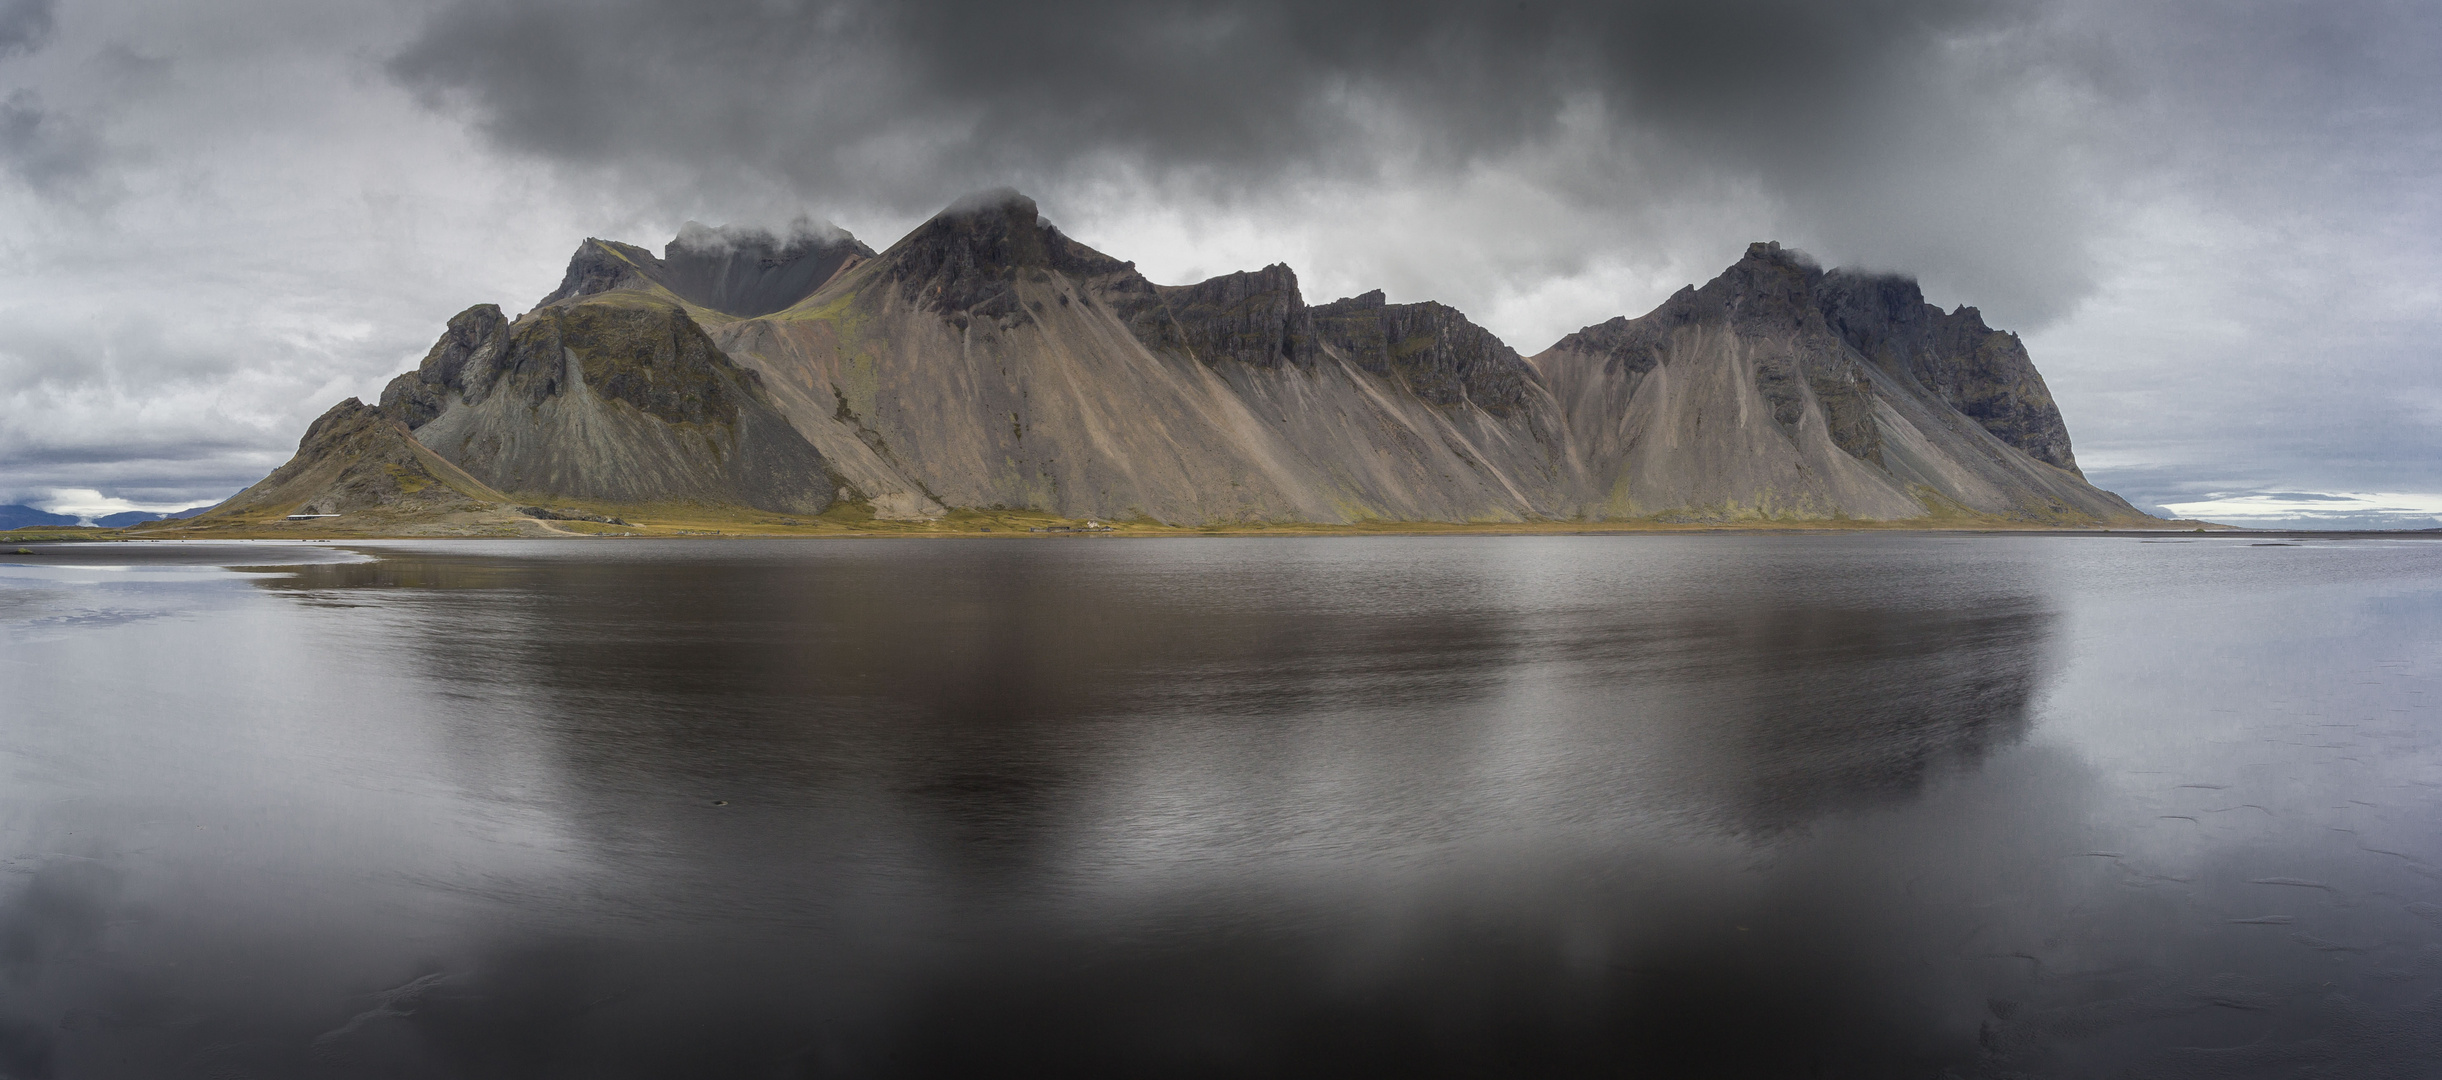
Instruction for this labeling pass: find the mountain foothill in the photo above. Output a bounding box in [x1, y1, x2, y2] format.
[169, 189, 2151, 534]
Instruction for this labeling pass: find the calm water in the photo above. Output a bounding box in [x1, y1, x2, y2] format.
[5, 534, 2441, 1078]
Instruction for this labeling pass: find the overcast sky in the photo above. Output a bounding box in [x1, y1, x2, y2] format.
[3, 0, 2437, 525]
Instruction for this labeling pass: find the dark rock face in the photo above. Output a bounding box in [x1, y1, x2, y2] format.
[652, 223, 869, 318]
[1152, 264, 1319, 369]
[380, 295, 838, 513]
[882, 189, 1133, 324]
[524, 303, 746, 426]
[536, 225, 872, 319]
[379, 304, 510, 428]
[1815, 271, 2079, 472]
[1543, 302, 1676, 381]
[1703, 244, 1885, 466]
[1122, 262, 1534, 416]
[1555, 242, 2083, 470]
[536, 241, 660, 309]
[1309, 291, 1535, 416]
[1559, 242, 2079, 473]
[386, 302, 748, 428]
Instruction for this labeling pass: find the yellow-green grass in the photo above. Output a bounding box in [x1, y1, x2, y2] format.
[114, 500, 2233, 541]
[1, 526, 123, 543]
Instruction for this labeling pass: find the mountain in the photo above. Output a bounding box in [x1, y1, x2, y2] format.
[192, 398, 512, 523]
[685, 192, 2136, 525]
[1530, 242, 2133, 522]
[700, 190, 1573, 523]
[538, 220, 872, 319]
[375, 290, 840, 514]
[210, 190, 2146, 529]
[92, 506, 210, 527]
[0, 505, 78, 529]
[1, 504, 209, 529]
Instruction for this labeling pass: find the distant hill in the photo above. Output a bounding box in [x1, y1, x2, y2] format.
[1, 505, 213, 529]
[212, 189, 2151, 528]
[0, 505, 77, 529]
[92, 506, 211, 527]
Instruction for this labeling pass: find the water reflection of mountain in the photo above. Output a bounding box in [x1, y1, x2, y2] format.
[259, 541, 2057, 865]
[262, 540, 2055, 854]
[241, 538, 2062, 1075]
[1653, 600, 2054, 831]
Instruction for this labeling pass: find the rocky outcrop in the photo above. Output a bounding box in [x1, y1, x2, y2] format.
[1814, 271, 2080, 472]
[1309, 291, 1536, 417]
[198, 398, 508, 521]
[1530, 242, 2137, 522]
[1131, 266, 1535, 413]
[878, 189, 1136, 324]
[1150, 265, 1320, 369]
[535, 240, 662, 309]
[379, 294, 839, 513]
[378, 303, 511, 430]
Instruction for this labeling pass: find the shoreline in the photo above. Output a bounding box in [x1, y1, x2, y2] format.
[6, 517, 2358, 545]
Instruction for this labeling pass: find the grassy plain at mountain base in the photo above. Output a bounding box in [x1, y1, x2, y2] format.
[80, 501, 2232, 541]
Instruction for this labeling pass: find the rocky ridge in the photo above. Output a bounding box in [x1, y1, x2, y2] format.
[373, 290, 839, 514]
[195, 398, 512, 523]
[538, 222, 872, 319]
[215, 190, 2148, 529]
[1529, 242, 2123, 521]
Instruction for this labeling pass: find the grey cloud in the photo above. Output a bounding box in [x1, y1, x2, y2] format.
[389, 0, 2033, 187]
[0, 89, 112, 200]
[670, 215, 851, 255]
[0, 0, 54, 59]
[0, 449, 284, 508]
[389, 0, 2120, 324]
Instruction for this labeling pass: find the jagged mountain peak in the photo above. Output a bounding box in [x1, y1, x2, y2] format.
[1149, 263, 1319, 369]
[1698, 241, 1833, 325]
[1739, 240, 1821, 269]
[378, 291, 840, 513]
[1540, 241, 2088, 479]
[1307, 293, 1532, 414]
[941, 187, 1039, 222]
[877, 189, 1135, 317]
[536, 219, 872, 318]
[1811, 270, 2074, 472]
[537, 240, 656, 310]
[234, 218, 2139, 532]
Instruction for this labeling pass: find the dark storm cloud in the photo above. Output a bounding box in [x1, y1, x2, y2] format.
[389, 0, 2115, 319]
[0, 0, 54, 59]
[393, 0, 2024, 187]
